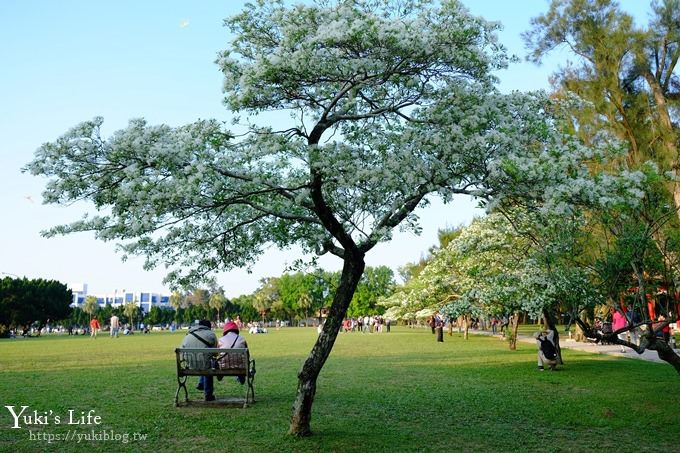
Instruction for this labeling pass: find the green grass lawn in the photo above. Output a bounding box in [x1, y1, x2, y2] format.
[0, 326, 678, 452]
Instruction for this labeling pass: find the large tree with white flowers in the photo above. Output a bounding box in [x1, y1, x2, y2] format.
[26, 0, 645, 436]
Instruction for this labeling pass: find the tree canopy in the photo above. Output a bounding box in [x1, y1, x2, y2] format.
[0, 277, 72, 336]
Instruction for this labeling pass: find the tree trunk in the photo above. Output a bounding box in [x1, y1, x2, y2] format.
[631, 262, 648, 315]
[577, 318, 680, 374]
[643, 71, 680, 220]
[646, 336, 680, 374]
[289, 256, 365, 436]
[463, 315, 470, 340]
[508, 313, 519, 350]
[574, 309, 588, 342]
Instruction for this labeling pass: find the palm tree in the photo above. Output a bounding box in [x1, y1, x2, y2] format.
[83, 295, 98, 320]
[169, 290, 185, 310]
[123, 302, 138, 330]
[209, 292, 227, 322]
[298, 293, 312, 327]
[253, 291, 270, 323]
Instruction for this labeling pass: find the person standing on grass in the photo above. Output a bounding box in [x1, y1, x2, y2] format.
[500, 316, 509, 336]
[110, 314, 120, 338]
[435, 313, 444, 342]
[180, 319, 218, 401]
[428, 315, 436, 334]
[89, 318, 100, 339]
[612, 307, 628, 353]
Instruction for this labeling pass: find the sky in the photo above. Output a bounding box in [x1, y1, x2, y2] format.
[0, 1, 653, 298]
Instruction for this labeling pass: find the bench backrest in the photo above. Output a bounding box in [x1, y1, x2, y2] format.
[175, 348, 250, 376]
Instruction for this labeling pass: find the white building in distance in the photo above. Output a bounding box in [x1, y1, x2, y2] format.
[69, 283, 171, 313]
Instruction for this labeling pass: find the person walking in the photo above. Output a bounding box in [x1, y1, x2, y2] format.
[89, 318, 101, 339]
[110, 314, 120, 338]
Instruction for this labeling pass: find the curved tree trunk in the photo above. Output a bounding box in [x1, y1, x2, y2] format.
[289, 256, 365, 436]
[646, 336, 680, 373]
[576, 318, 680, 374]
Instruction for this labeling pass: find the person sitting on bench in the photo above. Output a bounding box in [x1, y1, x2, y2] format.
[218, 321, 249, 384]
[180, 319, 217, 401]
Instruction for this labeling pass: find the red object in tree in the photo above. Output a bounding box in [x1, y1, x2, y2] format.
[647, 293, 656, 320]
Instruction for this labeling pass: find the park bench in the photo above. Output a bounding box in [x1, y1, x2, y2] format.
[174, 347, 255, 408]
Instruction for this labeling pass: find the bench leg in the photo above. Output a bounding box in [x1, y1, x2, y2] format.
[247, 359, 256, 405]
[246, 376, 255, 403]
[175, 375, 188, 406]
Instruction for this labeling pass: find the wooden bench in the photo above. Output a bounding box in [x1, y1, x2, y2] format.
[174, 347, 255, 407]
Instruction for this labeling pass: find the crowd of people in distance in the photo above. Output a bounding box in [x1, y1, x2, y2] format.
[340, 315, 392, 333]
[218, 316, 267, 334]
[592, 306, 673, 351]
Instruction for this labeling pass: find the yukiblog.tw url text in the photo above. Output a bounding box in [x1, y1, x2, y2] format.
[28, 429, 147, 444]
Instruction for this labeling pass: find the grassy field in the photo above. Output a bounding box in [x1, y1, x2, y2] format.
[0, 326, 678, 452]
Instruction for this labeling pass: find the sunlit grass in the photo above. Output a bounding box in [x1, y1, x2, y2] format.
[0, 326, 678, 452]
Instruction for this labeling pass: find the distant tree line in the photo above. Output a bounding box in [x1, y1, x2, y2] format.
[0, 277, 72, 337]
[1, 266, 395, 335]
[154, 266, 394, 327]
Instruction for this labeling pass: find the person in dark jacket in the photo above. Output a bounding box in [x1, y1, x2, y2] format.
[534, 329, 557, 371]
[180, 320, 217, 401]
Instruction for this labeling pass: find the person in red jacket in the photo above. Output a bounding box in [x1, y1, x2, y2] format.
[657, 315, 671, 344]
[89, 318, 101, 339]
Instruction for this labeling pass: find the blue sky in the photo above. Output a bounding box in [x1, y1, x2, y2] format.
[0, 1, 652, 297]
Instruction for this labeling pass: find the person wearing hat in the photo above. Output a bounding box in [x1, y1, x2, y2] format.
[218, 321, 249, 384]
[180, 319, 218, 401]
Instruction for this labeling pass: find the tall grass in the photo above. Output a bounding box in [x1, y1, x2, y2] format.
[0, 327, 677, 452]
